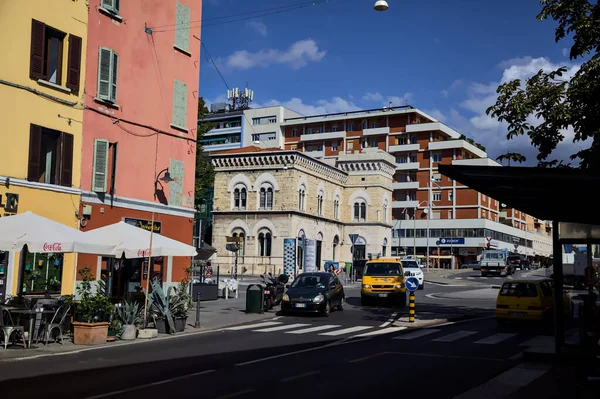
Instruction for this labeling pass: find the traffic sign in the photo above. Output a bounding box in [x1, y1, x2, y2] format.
[439, 237, 465, 245]
[227, 236, 243, 243]
[349, 234, 359, 245]
[406, 277, 419, 292]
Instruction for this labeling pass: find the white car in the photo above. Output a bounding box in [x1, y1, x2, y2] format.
[401, 258, 424, 289]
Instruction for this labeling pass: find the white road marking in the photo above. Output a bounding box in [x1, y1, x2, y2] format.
[280, 370, 319, 382]
[393, 328, 440, 340]
[226, 322, 283, 331]
[474, 333, 516, 345]
[85, 370, 216, 398]
[319, 326, 372, 336]
[213, 388, 256, 399]
[452, 363, 551, 399]
[509, 351, 524, 360]
[455, 277, 463, 280]
[285, 325, 341, 334]
[253, 323, 310, 332]
[432, 330, 477, 342]
[467, 277, 475, 280]
[380, 312, 398, 327]
[352, 327, 407, 337]
[519, 335, 554, 347]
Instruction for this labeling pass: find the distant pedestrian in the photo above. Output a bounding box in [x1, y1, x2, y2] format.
[328, 265, 335, 274]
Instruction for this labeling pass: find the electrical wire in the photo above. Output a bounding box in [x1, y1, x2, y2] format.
[151, 0, 334, 32]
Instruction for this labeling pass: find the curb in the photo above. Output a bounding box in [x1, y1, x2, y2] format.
[0, 313, 277, 363]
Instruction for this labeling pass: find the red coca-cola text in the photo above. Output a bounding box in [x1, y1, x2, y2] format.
[43, 242, 63, 252]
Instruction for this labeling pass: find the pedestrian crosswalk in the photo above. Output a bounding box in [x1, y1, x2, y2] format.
[224, 321, 553, 347]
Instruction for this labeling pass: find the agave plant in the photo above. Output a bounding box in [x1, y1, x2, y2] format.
[116, 300, 143, 326]
[148, 279, 186, 333]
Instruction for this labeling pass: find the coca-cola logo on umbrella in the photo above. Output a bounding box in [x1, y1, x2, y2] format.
[43, 243, 63, 252]
[137, 249, 150, 257]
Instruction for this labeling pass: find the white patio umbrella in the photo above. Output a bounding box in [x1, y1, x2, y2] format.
[0, 211, 116, 254]
[82, 221, 197, 258]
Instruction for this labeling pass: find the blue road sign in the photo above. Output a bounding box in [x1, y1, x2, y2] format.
[406, 277, 419, 292]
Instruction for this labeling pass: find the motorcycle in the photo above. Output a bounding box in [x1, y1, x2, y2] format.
[260, 273, 289, 311]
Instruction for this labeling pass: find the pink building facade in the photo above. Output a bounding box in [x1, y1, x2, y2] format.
[78, 0, 201, 296]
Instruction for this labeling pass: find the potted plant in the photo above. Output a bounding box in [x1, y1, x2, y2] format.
[148, 279, 186, 334]
[115, 300, 142, 340]
[172, 281, 192, 332]
[72, 267, 114, 345]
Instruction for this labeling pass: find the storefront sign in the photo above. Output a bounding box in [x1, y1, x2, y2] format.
[123, 217, 162, 234]
[304, 239, 317, 272]
[0, 192, 19, 215]
[439, 237, 465, 245]
[42, 243, 63, 252]
[283, 238, 296, 278]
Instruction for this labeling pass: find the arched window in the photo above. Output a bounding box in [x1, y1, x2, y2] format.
[382, 200, 388, 222]
[382, 237, 388, 257]
[298, 185, 306, 211]
[258, 230, 272, 257]
[317, 191, 324, 216]
[353, 200, 367, 222]
[233, 185, 247, 210]
[333, 199, 340, 220]
[231, 230, 246, 257]
[259, 185, 274, 210]
[297, 229, 305, 270]
[332, 235, 339, 261]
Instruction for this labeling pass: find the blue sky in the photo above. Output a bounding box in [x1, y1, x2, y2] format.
[200, 0, 582, 164]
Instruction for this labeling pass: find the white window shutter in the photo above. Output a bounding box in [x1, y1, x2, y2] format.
[171, 79, 187, 129]
[97, 47, 112, 101]
[92, 139, 110, 192]
[175, 2, 190, 52]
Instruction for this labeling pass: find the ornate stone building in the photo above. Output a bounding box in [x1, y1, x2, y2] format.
[211, 146, 395, 275]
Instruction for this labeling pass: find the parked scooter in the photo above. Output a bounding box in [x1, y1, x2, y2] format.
[260, 273, 289, 311]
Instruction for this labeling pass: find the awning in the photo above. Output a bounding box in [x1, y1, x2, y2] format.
[82, 221, 197, 258]
[438, 165, 600, 225]
[194, 242, 217, 261]
[0, 211, 116, 254]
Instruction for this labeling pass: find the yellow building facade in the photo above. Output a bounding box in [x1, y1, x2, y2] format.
[0, 0, 88, 297]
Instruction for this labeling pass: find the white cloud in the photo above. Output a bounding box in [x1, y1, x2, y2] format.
[441, 90, 448, 98]
[246, 21, 267, 37]
[423, 109, 447, 122]
[363, 92, 413, 107]
[450, 56, 586, 165]
[254, 97, 360, 116]
[219, 39, 326, 71]
[562, 48, 569, 57]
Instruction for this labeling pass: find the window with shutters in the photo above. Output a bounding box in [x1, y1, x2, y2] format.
[97, 47, 118, 103]
[100, 0, 120, 16]
[171, 79, 188, 131]
[92, 139, 110, 192]
[27, 124, 74, 187]
[174, 2, 191, 54]
[30, 20, 81, 93]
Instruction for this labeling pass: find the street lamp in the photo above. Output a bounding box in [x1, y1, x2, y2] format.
[374, 0, 389, 11]
[143, 167, 175, 326]
[414, 200, 429, 267]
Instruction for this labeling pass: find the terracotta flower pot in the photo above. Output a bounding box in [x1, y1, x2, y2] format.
[72, 321, 109, 345]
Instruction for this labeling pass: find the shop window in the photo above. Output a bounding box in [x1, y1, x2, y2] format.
[19, 248, 63, 294]
[27, 124, 74, 187]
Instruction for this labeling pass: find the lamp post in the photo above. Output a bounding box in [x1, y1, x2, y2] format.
[415, 200, 429, 267]
[142, 168, 175, 327]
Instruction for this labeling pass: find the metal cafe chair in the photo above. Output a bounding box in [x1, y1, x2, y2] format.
[0, 306, 28, 349]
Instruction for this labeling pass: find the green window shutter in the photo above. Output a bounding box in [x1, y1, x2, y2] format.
[175, 2, 190, 52]
[92, 139, 110, 192]
[97, 47, 118, 102]
[172, 79, 187, 129]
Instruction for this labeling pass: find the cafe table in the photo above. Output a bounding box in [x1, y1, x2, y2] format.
[7, 307, 55, 347]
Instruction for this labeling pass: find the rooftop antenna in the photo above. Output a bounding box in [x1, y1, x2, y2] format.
[227, 85, 254, 111]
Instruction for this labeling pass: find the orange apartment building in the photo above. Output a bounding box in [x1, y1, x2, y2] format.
[279, 105, 552, 268]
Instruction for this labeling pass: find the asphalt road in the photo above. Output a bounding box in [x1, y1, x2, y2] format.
[0, 284, 549, 399]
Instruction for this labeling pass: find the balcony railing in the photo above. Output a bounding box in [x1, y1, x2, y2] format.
[392, 200, 419, 208]
[392, 181, 420, 190]
[363, 126, 390, 136]
[389, 143, 420, 152]
[300, 131, 346, 142]
[395, 162, 420, 170]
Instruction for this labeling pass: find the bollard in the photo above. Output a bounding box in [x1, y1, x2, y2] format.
[195, 292, 201, 328]
[409, 292, 415, 323]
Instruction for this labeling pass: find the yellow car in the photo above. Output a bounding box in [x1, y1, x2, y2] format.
[361, 258, 407, 306]
[496, 278, 571, 323]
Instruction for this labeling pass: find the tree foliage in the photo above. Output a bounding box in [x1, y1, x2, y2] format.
[195, 97, 215, 205]
[486, 0, 600, 170]
[496, 152, 527, 166]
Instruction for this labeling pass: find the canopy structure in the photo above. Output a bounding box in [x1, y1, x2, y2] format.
[437, 165, 600, 225]
[0, 211, 115, 254]
[82, 221, 198, 259]
[195, 242, 217, 261]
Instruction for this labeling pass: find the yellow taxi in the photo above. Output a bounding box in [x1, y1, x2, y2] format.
[360, 257, 407, 306]
[496, 278, 571, 323]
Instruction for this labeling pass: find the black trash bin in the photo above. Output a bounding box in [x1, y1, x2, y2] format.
[246, 284, 263, 314]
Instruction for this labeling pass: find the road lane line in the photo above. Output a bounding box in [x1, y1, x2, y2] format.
[509, 351, 524, 360]
[285, 325, 341, 334]
[388, 351, 505, 362]
[253, 323, 310, 332]
[226, 322, 282, 331]
[379, 312, 398, 327]
[348, 352, 389, 363]
[467, 277, 475, 280]
[352, 327, 407, 338]
[213, 388, 256, 399]
[319, 326, 372, 336]
[281, 370, 320, 382]
[432, 330, 477, 342]
[474, 333, 516, 345]
[452, 363, 551, 399]
[519, 335, 554, 347]
[84, 370, 216, 398]
[393, 328, 440, 340]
